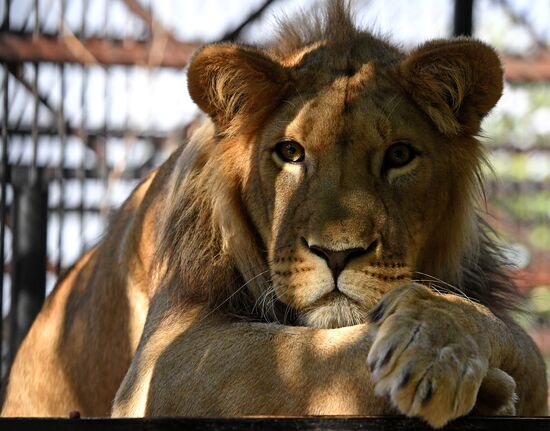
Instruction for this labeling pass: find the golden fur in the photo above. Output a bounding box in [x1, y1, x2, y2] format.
[2, 2, 547, 427]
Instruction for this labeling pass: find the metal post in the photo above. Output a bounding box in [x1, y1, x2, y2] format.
[30, 0, 39, 185]
[56, 0, 66, 274]
[79, 0, 89, 254]
[9, 168, 48, 362]
[1, 0, 11, 379]
[454, 0, 474, 37]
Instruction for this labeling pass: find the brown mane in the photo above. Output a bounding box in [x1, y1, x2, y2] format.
[152, 124, 270, 318]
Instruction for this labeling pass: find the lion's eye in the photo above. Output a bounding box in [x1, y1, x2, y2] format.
[274, 140, 305, 163]
[383, 142, 416, 169]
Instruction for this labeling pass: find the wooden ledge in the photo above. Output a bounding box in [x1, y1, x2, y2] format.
[0, 416, 549, 431]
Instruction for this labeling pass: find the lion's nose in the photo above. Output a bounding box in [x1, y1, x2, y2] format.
[307, 241, 377, 284]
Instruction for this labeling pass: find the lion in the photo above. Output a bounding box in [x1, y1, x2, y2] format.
[1, 2, 547, 427]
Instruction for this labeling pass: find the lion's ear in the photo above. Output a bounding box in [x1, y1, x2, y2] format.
[400, 39, 503, 136]
[187, 43, 289, 134]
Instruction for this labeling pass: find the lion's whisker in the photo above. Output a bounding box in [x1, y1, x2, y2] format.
[259, 285, 278, 323]
[414, 272, 477, 304]
[283, 302, 293, 325]
[200, 269, 271, 323]
[416, 271, 472, 301]
[414, 278, 463, 298]
[268, 293, 282, 324]
[252, 284, 271, 314]
[252, 278, 284, 324]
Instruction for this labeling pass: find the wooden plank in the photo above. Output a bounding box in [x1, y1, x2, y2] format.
[0, 417, 549, 431]
[0, 34, 199, 68]
[121, 0, 180, 44]
[502, 52, 550, 83]
[1, 34, 550, 82]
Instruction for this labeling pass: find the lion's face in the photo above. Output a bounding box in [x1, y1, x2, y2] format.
[187, 37, 502, 329]
[245, 72, 457, 328]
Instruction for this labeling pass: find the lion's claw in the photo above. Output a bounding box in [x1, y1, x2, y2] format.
[367, 283, 516, 428]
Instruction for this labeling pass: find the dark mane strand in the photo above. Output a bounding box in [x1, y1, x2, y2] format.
[460, 219, 524, 319]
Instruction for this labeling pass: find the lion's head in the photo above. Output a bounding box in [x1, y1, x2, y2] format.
[157, 2, 516, 329]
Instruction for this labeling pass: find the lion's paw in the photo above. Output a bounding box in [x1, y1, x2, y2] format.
[367, 283, 492, 428]
[472, 368, 517, 416]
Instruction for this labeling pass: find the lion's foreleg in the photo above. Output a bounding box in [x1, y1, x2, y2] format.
[112, 305, 394, 417]
[495, 320, 548, 416]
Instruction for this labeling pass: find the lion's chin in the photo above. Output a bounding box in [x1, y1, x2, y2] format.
[298, 292, 370, 329]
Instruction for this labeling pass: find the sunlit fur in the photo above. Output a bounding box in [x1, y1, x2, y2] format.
[2, 1, 545, 420]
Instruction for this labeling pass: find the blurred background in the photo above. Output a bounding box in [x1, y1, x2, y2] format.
[0, 0, 549, 406]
